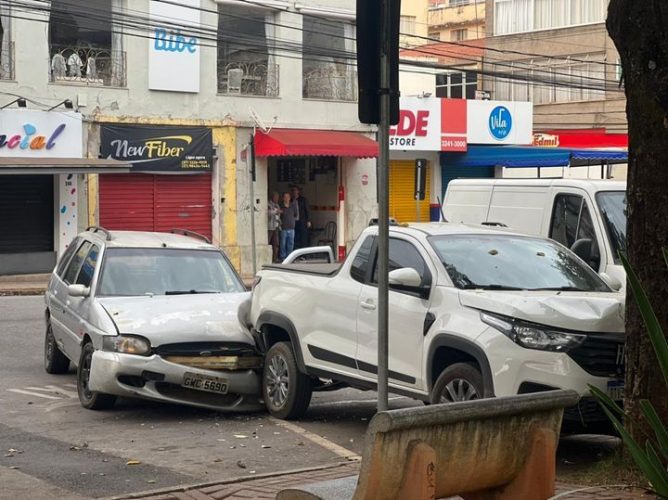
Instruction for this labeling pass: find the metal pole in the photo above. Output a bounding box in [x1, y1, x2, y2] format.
[249, 133, 257, 277]
[377, 0, 391, 413]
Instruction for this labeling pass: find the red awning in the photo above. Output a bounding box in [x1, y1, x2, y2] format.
[254, 128, 379, 158]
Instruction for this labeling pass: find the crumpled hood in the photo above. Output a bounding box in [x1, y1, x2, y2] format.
[459, 290, 625, 332]
[98, 293, 254, 346]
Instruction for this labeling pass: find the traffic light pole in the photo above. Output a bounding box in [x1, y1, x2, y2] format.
[377, 0, 391, 413]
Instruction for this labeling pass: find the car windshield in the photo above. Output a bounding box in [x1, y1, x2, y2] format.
[97, 248, 245, 297]
[596, 191, 626, 264]
[428, 234, 610, 292]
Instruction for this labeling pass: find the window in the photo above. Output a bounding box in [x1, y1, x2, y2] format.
[0, 2, 12, 80]
[494, 0, 608, 35]
[217, 5, 278, 96]
[400, 16, 417, 35]
[492, 54, 606, 103]
[549, 194, 600, 268]
[596, 191, 626, 264]
[49, 0, 125, 86]
[63, 241, 92, 285]
[56, 237, 80, 277]
[450, 0, 471, 5]
[303, 17, 356, 101]
[429, 234, 608, 292]
[372, 238, 431, 287]
[75, 245, 100, 288]
[351, 236, 375, 283]
[450, 29, 468, 41]
[436, 71, 477, 99]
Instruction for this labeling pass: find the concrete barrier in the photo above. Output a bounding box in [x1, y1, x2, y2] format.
[277, 390, 580, 500]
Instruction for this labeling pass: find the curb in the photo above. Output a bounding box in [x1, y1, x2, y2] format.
[0, 289, 46, 296]
[103, 461, 358, 500]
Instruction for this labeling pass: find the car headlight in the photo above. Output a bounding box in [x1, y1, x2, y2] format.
[480, 311, 586, 352]
[102, 335, 151, 355]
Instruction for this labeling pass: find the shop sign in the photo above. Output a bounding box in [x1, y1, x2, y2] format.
[148, 0, 201, 93]
[0, 110, 82, 158]
[101, 125, 213, 172]
[390, 97, 467, 152]
[467, 100, 533, 145]
[533, 133, 560, 147]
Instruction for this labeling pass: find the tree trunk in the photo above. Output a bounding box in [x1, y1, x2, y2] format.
[607, 1, 668, 442]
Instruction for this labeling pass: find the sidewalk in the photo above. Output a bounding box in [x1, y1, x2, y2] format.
[109, 461, 656, 500]
[0, 274, 49, 296]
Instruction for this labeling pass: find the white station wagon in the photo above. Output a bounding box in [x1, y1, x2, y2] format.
[44, 227, 262, 412]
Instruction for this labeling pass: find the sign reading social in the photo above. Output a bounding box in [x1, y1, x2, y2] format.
[148, 0, 201, 93]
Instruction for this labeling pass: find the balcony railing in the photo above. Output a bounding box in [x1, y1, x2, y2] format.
[49, 46, 126, 87]
[0, 41, 14, 80]
[218, 61, 279, 97]
[303, 65, 358, 101]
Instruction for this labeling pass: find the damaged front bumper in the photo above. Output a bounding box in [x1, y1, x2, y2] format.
[88, 351, 263, 412]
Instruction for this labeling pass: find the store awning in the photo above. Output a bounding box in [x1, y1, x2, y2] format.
[254, 128, 379, 158]
[570, 148, 628, 165]
[442, 146, 572, 168]
[0, 158, 132, 174]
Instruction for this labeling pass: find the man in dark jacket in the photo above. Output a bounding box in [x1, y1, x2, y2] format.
[291, 186, 311, 249]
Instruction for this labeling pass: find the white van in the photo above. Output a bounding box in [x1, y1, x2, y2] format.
[443, 179, 627, 289]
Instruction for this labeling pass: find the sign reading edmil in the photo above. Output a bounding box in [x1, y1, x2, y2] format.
[101, 125, 212, 172]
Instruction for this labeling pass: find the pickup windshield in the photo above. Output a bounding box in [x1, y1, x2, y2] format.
[98, 248, 245, 296]
[429, 234, 610, 292]
[596, 191, 626, 264]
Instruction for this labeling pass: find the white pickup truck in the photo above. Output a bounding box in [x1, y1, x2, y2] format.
[250, 223, 625, 432]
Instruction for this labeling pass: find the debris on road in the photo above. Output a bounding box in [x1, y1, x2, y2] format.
[126, 460, 142, 466]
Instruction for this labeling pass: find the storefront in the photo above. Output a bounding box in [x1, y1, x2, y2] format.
[253, 128, 378, 260]
[0, 110, 129, 275]
[98, 124, 214, 240]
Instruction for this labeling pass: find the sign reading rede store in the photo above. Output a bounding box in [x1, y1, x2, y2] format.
[148, 0, 201, 93]
[0, 110, 82, 158]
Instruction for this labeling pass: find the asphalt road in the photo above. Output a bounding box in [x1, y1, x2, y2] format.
[0, 295, 620, 499]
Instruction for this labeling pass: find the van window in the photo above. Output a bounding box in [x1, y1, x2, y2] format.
[550, 194, 600, 268]
[350, 236, 374, 284]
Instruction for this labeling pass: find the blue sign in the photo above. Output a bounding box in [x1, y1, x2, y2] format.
[154, 29, 197, 54]
[489, 106, 512, 140]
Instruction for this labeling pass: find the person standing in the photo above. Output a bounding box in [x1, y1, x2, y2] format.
[292, 185, 311, 249]
[279, 191, 299, 260]
[267, 192, 281, 263]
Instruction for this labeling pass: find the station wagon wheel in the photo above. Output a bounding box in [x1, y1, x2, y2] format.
[77, 342, 116, 410]
[430, 362, 484, 404]
[262, 342, 312, 420]
[44, 320, 70, 374]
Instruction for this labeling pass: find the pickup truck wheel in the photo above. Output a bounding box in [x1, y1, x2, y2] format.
[44, 321, 70, 374]
[263, 342, 312, 419]
[77, 342, 116, 410]
[430, 363, 484, 404]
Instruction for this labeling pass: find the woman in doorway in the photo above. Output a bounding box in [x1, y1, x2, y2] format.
[279, 191, 299, 260]
[267, 192, 281, 263]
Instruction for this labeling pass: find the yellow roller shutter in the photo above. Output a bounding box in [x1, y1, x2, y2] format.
[389, 160, 431, 223]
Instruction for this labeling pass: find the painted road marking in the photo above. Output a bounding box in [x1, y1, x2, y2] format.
[26, 385, 78, 398]
[7, 389, 62, 400]
[270, 417, 362, 461]
[63, 383, 77, 388]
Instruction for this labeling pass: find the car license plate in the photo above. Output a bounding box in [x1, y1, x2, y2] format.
[607, 380, 624, 401]
[182, 373, 228, 394]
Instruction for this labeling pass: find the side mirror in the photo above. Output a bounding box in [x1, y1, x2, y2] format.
[570, 238, 592, 263]
[388, 268, 430, 298]
[600, 272, 623, 292]
[67, 284, 90, 298]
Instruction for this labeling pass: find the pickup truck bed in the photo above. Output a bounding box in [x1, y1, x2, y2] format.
[261, 263, 341, 276]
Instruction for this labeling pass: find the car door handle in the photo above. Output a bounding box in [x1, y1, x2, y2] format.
[360, 300, 376, 311]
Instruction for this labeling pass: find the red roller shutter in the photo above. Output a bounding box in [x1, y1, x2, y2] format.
[99, 173, 212, 240]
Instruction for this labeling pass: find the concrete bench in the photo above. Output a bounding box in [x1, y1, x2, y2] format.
[277, 390, 579, 500]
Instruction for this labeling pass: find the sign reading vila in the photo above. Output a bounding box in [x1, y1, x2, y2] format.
[148, 0, 201, 93]
[101, 125, 212, 172]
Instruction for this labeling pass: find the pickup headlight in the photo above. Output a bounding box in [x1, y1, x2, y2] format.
[480, 312, 586, 352]
[102, 335, 151, 355]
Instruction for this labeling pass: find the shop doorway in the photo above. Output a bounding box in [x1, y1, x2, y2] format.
[99, 173, 213, 240]
[0, 175, 56, 274]
[389, 160, 432, 223]
[267, 156, 339, 249]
